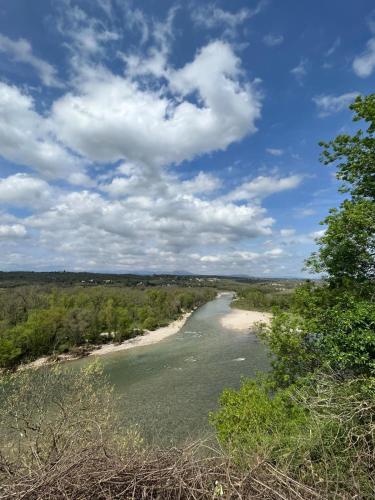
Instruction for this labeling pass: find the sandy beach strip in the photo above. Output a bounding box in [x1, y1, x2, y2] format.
[89, 310, 193, 356]
[220, 308, 272, 331]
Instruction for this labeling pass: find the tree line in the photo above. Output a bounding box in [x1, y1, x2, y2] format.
[0, 285, 215, 368]
[233, 284, 294, 311]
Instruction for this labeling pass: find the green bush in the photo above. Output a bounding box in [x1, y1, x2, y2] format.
[211, 374, 375, 496]
[210, 379, 308, 462]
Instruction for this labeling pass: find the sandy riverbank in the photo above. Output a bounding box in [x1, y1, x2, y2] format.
[220, 308, 272, 331]
[20, 310, 194, 370]
[89, 310, 193, 357]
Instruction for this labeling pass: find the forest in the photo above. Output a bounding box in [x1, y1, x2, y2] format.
[0, 285, 215, 368]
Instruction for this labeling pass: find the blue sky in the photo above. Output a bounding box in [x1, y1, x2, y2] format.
[0, 0, 374, 276]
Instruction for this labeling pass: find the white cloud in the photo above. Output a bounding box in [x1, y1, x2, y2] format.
[20, 181, 274, 271]
[310, 229, 325, 239]
[263, 34, 284, 47]
[57, 2, 119, 57]
[353, 38, 375, 77]
[280, 228, 296, 237]
[300, 208, 316, 217]
[0, 3, 311, 276]
[0, 224, 27, 239]
[291, 58, 308, 83]
[0, 173, 53, 209]
[325, 37, 340, 57]
[52, 41, 261, 168]
[192, 2, 267, 37]
[95, 0, 113, 19]
[0, 33, 62, 87]
[225, 174, 303, 202]
[123, 3, 149, 45]
[0, 82, 85, 181]
[181, 172, 221, 194]
[313, 92, 359, 117]
[266, 148, 284, 156]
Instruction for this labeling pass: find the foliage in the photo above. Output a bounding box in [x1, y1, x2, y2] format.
[258, 311, 318, 386]
[212, 374, 375, 497]
[0, 360, 122, 466]
[0, 365, 320, 500]
[232, 284, 293, 312]
[319, 93, 375, 201]
[210, 379, 308, 461]
[0, 285, 215, 368]
[307, 93, 375, 287]
[306, 199, 375, 285]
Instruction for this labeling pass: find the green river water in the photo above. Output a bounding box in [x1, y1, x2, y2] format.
[73, 292, 269, 446]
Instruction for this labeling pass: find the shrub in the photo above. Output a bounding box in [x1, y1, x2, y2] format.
[210, 379, 308, 462]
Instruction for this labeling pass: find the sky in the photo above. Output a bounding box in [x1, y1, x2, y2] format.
[0, 0, 374, 277]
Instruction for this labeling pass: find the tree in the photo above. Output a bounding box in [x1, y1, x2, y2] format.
[306, 199, 375, 286]
[263, 93, 375, 381]
[306, 94, 375, 289]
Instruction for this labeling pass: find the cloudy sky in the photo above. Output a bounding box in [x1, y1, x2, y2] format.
[0, 0, 374, 276]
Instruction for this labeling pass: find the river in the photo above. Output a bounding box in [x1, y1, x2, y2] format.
[73, 292, 269, 445]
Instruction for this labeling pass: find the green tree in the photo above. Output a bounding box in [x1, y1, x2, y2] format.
[306, 94, 375, 288]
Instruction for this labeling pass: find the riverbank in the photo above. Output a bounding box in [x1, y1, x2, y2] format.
[220, 308, 272, 330]
[19, 310, 194, 370]
[88, 310, 193, 357]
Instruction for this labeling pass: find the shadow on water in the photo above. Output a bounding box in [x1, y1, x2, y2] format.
[74, 292, 269, 446]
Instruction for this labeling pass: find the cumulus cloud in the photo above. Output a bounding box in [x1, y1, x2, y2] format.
[0, 2, 308, 275]
[17, 180, 274, 272]
[310, 229, 325, 239]
[0, 82, 85, 181]
[263, 34, 284, 47]
[313, 92, 359, 117]
[353, 38, 375, 77]
[0, 174, 53, 209]
[51, 41, 261, 167]
[0, 224, 27, 239]
[225, 175, 303, 202]
[0, 33, 62, 87]
[0, 169, 301, 273]
[180, 172, 221, 195]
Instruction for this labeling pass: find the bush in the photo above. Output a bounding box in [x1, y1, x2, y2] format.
[210, 379, 308, 462]
[211, 373, 375, 497]
[316, 295, 375, 375]
[0, 360, 121, 466]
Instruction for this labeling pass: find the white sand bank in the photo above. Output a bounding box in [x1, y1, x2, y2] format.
[89, 311, 193, 357]
[220, 308, 272, 331]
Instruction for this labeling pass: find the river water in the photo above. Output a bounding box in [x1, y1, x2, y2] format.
[74, 292, 269, 445]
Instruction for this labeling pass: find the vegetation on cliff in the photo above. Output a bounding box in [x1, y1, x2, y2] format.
[212, 94, 375, 498]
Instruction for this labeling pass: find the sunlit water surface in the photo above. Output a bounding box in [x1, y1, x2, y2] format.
[73, 292, 269, 445]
